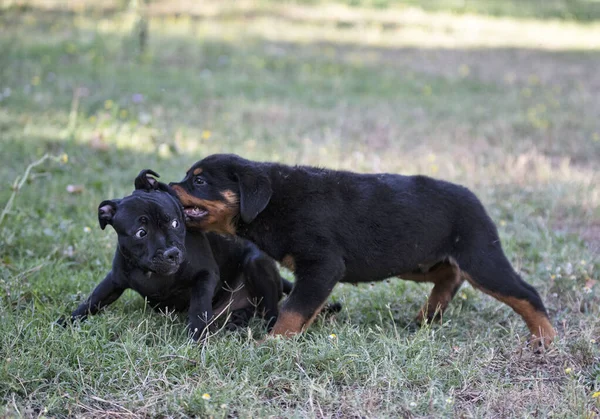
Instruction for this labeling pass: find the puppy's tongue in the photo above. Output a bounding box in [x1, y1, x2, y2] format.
[184, 207, 207, 218]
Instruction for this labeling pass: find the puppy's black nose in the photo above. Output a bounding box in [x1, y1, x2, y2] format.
[163, 247, 182, 263]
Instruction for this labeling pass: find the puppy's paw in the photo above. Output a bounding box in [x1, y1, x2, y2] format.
[56, 316, 69, 328]
[528, 333, 555, 354]
[322, 301, 342, 314]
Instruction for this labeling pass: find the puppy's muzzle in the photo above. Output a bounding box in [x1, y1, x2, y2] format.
[150, 247, 184, 275]
[163, 247, 183, 265]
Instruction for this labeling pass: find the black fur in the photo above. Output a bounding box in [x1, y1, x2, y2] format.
[170, 154, 555, 344]
[62, 169, 288, 340]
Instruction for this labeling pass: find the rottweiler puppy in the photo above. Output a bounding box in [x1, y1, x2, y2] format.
[64, 170, 288, 340]
[170, 154, 556, 347]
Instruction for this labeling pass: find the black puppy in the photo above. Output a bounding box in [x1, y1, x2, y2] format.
[170, 154, 556, 347]
[65, 170, 287, 340]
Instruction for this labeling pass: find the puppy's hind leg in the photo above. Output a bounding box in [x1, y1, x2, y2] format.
[456, 246, 556, 348]
[241, 249, 284, 331]
[402, 262, 465, 324]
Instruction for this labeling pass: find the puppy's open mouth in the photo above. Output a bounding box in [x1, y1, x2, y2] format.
[184, 206, 208, 220]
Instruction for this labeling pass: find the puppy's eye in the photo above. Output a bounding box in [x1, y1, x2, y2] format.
[135, 228, 147, 238]
[194, 176, 206, 186]
[171, 219, 179, 228]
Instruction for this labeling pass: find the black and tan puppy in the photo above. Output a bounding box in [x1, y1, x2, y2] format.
[65, 170, 287, 340]
[170, 154, 556, 347]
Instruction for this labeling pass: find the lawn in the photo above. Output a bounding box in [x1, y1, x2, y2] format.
[1, 1, 599, 416]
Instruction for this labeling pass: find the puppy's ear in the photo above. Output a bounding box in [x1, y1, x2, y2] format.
[134, 169, 160, 191]
[236, 166, 272, 223]
[98, 199, 120, 230]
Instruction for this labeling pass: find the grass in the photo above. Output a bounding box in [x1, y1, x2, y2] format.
[265, 0, 600, 22]
[1, 0, 600, 416]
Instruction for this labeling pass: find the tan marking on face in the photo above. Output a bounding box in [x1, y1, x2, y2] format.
[193, 167, 203, 176]
[171, 185, 239, 235]
[221, 189, 239, 204]
[463, 273, 556, 347]
[281, 255, 296, 272]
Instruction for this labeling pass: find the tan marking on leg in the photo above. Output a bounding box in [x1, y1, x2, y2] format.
[417, 265, 464, 324]
[193, 167, 203, 175]
[400, 262, 463, 323]
[281, 255, 296, 272]
[495, 295, 556, 347]
[270, 301, 327, 338]
[463, 273, 556, 347]
[303, 301, 328, 331]
[270, 310, 306, 337]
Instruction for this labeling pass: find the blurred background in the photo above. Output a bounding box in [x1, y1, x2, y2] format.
[1, 0, 598, 243]
[1, 1, 600, 416]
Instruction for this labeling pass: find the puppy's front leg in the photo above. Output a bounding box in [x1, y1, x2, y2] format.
[188, 269, 219, 341]
[69, 272, 126, 322]
[270, 256, 345, 337]
[241, 248, 283, 330]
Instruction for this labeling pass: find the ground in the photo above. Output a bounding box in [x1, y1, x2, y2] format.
[0, 1, 599, 417]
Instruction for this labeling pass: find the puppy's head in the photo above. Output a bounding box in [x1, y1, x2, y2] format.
[98, 177, 186, 276]
[169, 154, 272, 234]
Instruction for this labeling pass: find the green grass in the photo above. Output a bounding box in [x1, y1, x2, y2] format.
[1, 1, 600, 416]
[269, 0, 600, 21]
